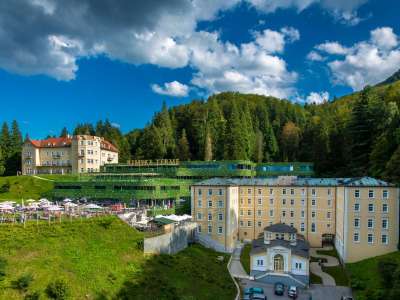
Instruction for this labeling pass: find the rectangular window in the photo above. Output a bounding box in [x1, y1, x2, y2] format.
[269, 209, 274, 217]
[208, 213, 212, 221]
[327, 189, 331, 195]
[353, 232, 359, 242]
[327, 199, 332, 207]
[219, 189, 223, 195]
[198, 189, 202, 196]
[208, 225, 212, 234]
[327, 212, 331, 219]
[311, 223, 316, 233]
[258, 189, 262, 195]
[258, 198, 262, 205]
[247, 210, 252, 216]
[300, 223, 305, 232]
[354, 203, 360, 211]
[368, 233, 373, 244]
[367, 219, 374, 228]
[198, 199, 202, 207]
[282, 199, 286, 205]
[208, 200, 213, 208]
[290, 189, 294, 195]
[269, 188, 273, 195]
[301, 188, 305, 195]
[382, 219, 388, 229]
[197, 212, 202, 220]
[311, 211, 316, 218]
[257, 210, 262, 217]
[247, 221, 252, 227]
[270, 198, 274, 205]
[240, 209, 243, 216]
[218, 200, 224, 208]
[368, 203, 374, 212]
[248, 198, 251, 205]
[240, 221, 244, 227]
[198, 225, 202, 233]
[208, 189, 212, 196]
[282, 188, 286, 195]
[355, 190, 360, 198]
[240, 198, 244, 205]
[248, 189, 252, 194]
[383, 190, 388, 199]
[369, 190, 374, 198]
[258, 221, 262, 227]
[290, 199, 294, 205]
[312, 199, 316, 206]
[381, 234, 388, 244]
[218, 213, 223, 221]
[383, 203, 388, 213]
[301, 199, 305, 206]
[301, 210, 305, 218]
[257, 259, 264, 266]
[290, 211, 294, 218]
[312, 189, 316, 196]
[354, 218, 360, 228]
[282, 210, 286, 217]
[217, 226, 223, 234]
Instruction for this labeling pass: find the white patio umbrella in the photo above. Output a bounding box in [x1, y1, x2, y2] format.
[84, 204, 102, 210]
[64, 202, 78, 207]
[0, 204, 14, 211]
[26, 199, 36, 203]
[47, 205, 62, 211]
[63, 198, 72, 202]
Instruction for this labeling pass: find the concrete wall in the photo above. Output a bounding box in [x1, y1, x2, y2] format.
[144, 222, 197, 255]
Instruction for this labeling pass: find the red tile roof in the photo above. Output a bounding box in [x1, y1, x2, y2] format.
[101, 140, 119, 153]
[27, 136, 119, 152]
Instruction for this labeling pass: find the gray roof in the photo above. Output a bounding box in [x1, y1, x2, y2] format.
[265, 223, 297, 233]
[193, 176, 395, 187]
[250, 237, 310, 258]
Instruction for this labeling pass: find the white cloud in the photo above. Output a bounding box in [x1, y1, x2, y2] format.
[255, 29, 286, 53]
[307, 50, 324, 61]
[306, 91, 329, 104]
[151, 81, 190, 97]
[111, 122, 121, 128]
[316, 42, 349, 55]
[310, 27, 400, 91]
[281, 27, 300, 42]
[246, 0, 367, 25]
[371, 27, 398, 49]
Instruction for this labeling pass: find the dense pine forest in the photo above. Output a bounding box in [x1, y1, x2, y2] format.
[1, 73, 400, 184]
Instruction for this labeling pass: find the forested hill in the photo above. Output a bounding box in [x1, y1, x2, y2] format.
[124, 79, 400, 183]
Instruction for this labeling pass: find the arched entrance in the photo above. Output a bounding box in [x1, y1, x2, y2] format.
[274, 254, 284, 272]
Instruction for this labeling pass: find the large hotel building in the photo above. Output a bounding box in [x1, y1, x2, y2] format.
[191, 176, 399, 263]
[22, 135, 118, 175]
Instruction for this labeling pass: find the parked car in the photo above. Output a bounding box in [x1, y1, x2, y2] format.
[341, 297, 353, 300]
[252, 294, 267, 300]
[243, 287, 265, 296]
[274, 282, 285, 296]
[288, 285, 298, 298]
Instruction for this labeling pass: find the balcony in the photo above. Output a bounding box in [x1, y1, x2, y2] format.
[78, 153, 85, 158]
[107, 157, 113, 162]
[52, 154, 61, 159]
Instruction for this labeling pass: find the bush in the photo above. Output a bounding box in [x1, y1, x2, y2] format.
[45, 279, 70, 300]
[0, 257, 7, 281]
[13, 274, 34, 291]
[24, 291, 41, 300]
[0, 181, 10, 193]
[378, 259, 398, 287]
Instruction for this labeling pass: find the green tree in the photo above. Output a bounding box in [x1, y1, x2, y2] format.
[204, 128, 213, 161]
[59, 127, 69, 137]
[224, 101, 247, 160]
[280, 121, 300, 161]
[177, 129, 191, 161]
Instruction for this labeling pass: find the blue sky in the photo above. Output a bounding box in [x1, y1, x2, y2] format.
[0, 0, 399, 138]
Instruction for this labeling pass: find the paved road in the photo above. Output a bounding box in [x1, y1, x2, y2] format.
[241, 279, 353, 300]
[229, 244, 250, 279]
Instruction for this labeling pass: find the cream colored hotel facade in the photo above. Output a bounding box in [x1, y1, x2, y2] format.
[191, 176, 399, 263]
[22, 135, 118, 175]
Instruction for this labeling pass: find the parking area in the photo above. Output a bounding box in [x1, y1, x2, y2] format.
[240, 279, 353, 300]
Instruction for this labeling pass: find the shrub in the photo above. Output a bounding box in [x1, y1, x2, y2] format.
[0, 181, 10, 193]
[24, 291, 41, 300]
[378, 259, 398, 287]
[45, 279, 70, 300]
[0, 257, 7, 281]
[13, 274, 34, 291]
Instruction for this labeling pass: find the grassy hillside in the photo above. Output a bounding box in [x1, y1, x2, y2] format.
[0, 217, 235, 299]
[347, 251, 400, 299]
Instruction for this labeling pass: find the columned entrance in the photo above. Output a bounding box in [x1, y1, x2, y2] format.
[273, 254, 284, 272]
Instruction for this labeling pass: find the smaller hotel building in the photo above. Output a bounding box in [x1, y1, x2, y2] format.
[22, 135, 118, 175]
[191, 176, 399, 263]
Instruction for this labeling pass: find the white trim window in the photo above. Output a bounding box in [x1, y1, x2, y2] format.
[290, 189, 295, 195]
[382, 219, 388, 229]
[354, 203, 360, 212]
[354, 218, 360, 228]
[218, 213, 223, 221]
[208, 189, 212, 196]
[240, 221, 244, 227]
[258, 198, 262, 205]
[282, 188, 286, 195]
[208, 225, 212, 234]
[367, 219, 374, 229]
[383, 190, 389, 199]
[218, 189, 224, 196]
[381, 234, 388, 245]
[311, 223, 316, 233]
[197, 212, 202, 220]
[240, 209, 244, 216]
[327, 199, 332, 207]
[247, 210, 252, 216]
[218, 200, 224, 208]
[368, 203, 374, 212]
[327, 212, 331, 219]
[269, 209, 274, 217]
[208, 200, 213, 208]
[353, 232, 360, 242]
[257, 210, 262, 217]
[257, 259, 264, 266]
[247, 220, 252, 227]
[198, 199, 202, 208]
[354, 189, 360, 198]
[301, 210, 305, 218]
[208, 212, 212, 221]
[270, 198, 274, 205]
[311, 199, 316, 206]
[290, 199, 295, 206]
[198, 225, 202, 233]
[217, 226, 223, 235]
[368, 233, 374, 244]
[368, 190, 374, 198]
[301, 199, 305, 206]
[311, 189, 316, 196]
[300, 223, 305, 232]
[382, 203, 388, 213]
[282, 199, 286, 206]
[311, 211, 316, 219]
[258, 221, 262, 227]
[269, 188, 273, 195]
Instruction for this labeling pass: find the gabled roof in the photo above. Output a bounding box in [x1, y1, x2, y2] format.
[250, 237, 310, 258]
[27, 137, 72, 148]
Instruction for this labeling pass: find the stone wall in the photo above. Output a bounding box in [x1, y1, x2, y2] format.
[144, 222, 197, 255]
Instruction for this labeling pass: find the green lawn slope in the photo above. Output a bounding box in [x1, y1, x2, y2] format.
[0, 217, 235, 299]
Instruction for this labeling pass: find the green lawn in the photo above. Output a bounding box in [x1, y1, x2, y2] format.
[316, 248, 340, 259]
[310, 271, 323, 284]
[0, 176, 54, 203]
[240, 244, 252, 275]
[0, 217, 235, 299]
[322, 265, 349, 286]
[346, 251, 400, 300]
